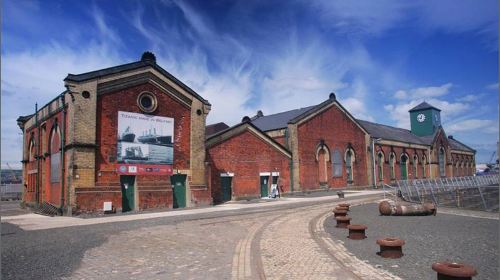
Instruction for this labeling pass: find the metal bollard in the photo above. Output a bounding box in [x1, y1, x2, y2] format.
[432, 262, 477, 280]
[338, 203, 350, 210]
[347, 224, 367, 240]
[335, 216, 351, 228]
[332, 209, 348, 217]
[376, 237, 405, 258]
[335, 205, 349, 211]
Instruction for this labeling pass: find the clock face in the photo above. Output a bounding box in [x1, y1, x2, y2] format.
[417, 113, 426, 123]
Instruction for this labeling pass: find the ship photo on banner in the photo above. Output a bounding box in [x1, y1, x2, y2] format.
[116, 111, 174, 175]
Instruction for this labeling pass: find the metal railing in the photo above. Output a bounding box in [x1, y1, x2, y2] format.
[395, 175, 499, 212]
[1, 184, 23, 201]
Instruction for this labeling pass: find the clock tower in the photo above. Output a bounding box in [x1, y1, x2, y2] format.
[409, 102, 441, 136]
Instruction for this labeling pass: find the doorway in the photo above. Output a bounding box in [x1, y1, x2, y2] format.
[260, 176, 269, 197]
[170, 174, 187, 209]
[120, 175, 135, 212]
[220, 176, 232, 202]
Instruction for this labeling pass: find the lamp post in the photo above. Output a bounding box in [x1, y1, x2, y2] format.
[372, 138, 382, 188]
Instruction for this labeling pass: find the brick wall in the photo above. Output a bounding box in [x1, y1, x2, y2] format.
[207, 129, 290, 203]
[295, 104, 369, 189]
[376, 145, 429, 184]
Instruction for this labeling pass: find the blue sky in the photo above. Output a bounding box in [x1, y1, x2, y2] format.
[1, 0, 498, 168]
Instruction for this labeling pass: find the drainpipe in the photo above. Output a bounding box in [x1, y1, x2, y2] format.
[59, 93, 66, 214]
[371, 138, 381, 188]
[428, 148, 432, 178]
[35, 103, 40, 206]
[285, 128, 294, 193]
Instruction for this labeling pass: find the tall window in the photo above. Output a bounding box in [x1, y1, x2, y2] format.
[421, 155, 427, 178]
[345, 149, 355, 183]
[50, 125, 61, 183]
[438, 147, 446, 177]
[389, 153, 396, 179]
[332, 149, 342, 177]
[377, 152, 384, 181]
[413, 155, 418, 179]
[400, 154, 408, 180]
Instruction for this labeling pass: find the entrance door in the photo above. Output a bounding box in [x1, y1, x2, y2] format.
[260, 176, 269, 197]
[221, 176, 232, 202]
[170, 174, 187, 209]
[120, 175, 135, 212]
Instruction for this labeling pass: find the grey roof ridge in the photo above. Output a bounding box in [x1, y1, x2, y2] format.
[64, 59, 211, 106]
[206, 120, 291, 155]
[356, 118, 414, 134]
[256, 105, 317, 121]
[448, 137, 476, 152]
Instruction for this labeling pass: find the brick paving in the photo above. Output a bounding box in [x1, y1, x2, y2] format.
[3, 193, 410, 280]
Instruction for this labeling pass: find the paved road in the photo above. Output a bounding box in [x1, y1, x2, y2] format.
[1, 200, 28, 216]
[2, 193, 385, 280]
[324, 203, 499, 280]
[2, 193, 496, 280]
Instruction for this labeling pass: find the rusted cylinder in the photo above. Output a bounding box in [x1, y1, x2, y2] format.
[332, 209, 348, 217]
[376, 237, 405, 258]
[379, 200, 395, 215]
[379, 200, 437, 216]
[395, 203, 437, 216]
[432, 262, 477, 280]
[335, 205, 349, 211]
[347, 224, 367, 239]
[335, 216, 351, 228]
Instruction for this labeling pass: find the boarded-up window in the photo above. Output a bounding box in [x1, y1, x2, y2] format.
[50, 152, 61, 183]
[332, 149, 342, 177]
[50, 125, 61, 183]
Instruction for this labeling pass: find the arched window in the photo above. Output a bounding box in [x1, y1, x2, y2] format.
[50, 124, 61, 183]
[389, 153, 396, 179]
[413, 155, 418, 179]
[332, 149, 342, 177]
[461, 161, 465, 177]
[345, 148, 355, 183]
[377, 152, 384, 181]
[421, 155, 427, 178]
[400, 153, 409, 180]
[438, 147, 446, 177]
[28, 137, 36, 162]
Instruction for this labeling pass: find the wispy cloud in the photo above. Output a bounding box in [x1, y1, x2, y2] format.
[447, 119, 498, 134]
[394, 83, 453, 100]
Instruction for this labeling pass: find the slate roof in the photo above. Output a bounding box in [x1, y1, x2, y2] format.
[251, 105, 317, 131]
[409, 101, 441, 112]
[357, 120, 427, 145]
[205, 122, 229, 138]
[448, 137, 475, 152]
[64, 53, 210, 105]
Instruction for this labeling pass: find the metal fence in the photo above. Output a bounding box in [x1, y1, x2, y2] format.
[1, 184, 23, 201]
[383, 175, 499, 212]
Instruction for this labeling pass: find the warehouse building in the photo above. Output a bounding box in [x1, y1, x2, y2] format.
[18, 52, 212, 215]
[207, 95, 475, 202]
[18, 53, 476, 213]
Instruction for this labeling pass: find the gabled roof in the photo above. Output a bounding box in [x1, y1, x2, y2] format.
[250, 94, 368, 135]
[206, 121, 291, 158]
[64, 52, 210, 106]
[205, 122, 229, 138]
[448, 137, 475, 152]
[251, 105, 317, 131]
[357, 119, 427, 145]
[409, 101, 441, 112]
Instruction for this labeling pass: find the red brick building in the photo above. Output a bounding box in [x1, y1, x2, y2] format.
[206, 122, 291, 202]
[18, 53, 476, 213]
[18, 52, 211, 215]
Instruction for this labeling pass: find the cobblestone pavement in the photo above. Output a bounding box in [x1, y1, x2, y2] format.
[324, 202, 499, 280]
[5, 193, 405, 280]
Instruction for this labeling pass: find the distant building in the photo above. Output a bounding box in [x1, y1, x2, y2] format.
[207, 95, 475, 201]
